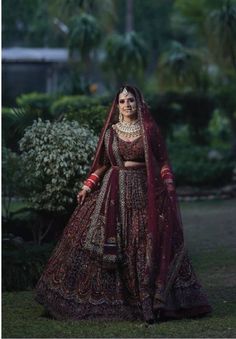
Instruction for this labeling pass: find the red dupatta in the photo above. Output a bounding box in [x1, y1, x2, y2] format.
[86, 86, 186, 309]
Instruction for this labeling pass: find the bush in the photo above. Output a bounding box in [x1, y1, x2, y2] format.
[169, 141, 235, 187]
[19, 119, 98, 244]
[2, 147, 24, 220]
[145, 91, 215, 143]
[16, 92, 54, 118]
[2, 243, 54, 291]
[19, 118, 98, 213]
[50, 95, 108, 133]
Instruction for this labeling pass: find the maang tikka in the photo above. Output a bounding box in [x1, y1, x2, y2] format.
[119, 87, 128, 121]
[121, 87, 129, 96]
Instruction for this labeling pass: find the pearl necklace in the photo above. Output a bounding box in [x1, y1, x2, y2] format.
[112, 119, 141, 139]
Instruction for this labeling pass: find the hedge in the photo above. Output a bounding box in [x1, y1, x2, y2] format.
[2, 243, 54, 291]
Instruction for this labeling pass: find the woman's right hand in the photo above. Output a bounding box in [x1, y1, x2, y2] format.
[77, 189, 88, 205]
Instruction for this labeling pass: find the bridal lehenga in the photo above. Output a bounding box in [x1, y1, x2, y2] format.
[35, 86, 212, 322]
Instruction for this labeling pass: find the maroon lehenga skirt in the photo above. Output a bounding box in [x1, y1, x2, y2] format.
[35, 167, 212, 321]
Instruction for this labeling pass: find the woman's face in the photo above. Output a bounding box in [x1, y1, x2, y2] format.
[118, 91, 137, 118]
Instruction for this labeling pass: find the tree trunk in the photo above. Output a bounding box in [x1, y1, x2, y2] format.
[126, 0, 134, 33]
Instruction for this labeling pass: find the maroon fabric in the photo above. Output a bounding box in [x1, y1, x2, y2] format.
[35, 86, 212, 321]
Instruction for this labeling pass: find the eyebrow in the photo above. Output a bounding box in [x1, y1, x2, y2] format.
[119, 96, 134, 100]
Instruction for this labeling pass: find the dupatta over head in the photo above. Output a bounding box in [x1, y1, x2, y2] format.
[86, 85, 187, 310]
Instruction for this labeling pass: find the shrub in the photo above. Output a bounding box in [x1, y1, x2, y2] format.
[16, 92, 54, 118]
[19, 119, 98, 244]
[2, 243, 54, 291]
[169, 141, 235, 187]
[50, 95, 108, 133]
[2, 147, 25, 220]
[145, 91, 215, 143]
[19, 118, 98, 212]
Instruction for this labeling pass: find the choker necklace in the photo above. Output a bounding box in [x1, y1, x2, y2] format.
[112, 119, 142, 139]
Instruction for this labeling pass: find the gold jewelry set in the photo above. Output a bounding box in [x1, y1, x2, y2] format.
[113, 119, 141, 139]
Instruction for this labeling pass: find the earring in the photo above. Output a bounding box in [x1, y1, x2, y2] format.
[119, 112, 124, 123]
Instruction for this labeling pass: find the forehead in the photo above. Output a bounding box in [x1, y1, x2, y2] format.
[118, 91, 135, 101]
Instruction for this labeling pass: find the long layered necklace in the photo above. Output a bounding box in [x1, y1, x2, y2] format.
[112, 119, 142, 139]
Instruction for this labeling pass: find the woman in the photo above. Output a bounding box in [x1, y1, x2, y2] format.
[35, 85, 212, 324]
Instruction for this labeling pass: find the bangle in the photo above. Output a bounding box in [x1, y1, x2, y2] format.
[83, 172, 100, 191]
[161, 165, 174, 181]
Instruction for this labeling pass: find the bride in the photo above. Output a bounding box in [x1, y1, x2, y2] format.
[35, 85, 212, 324]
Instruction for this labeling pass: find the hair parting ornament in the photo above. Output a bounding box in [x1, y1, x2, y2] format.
[121, 87, 129, 96]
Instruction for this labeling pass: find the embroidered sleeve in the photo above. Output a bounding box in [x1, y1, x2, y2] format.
[100, 147, 110, 166]
[152, 125, 174, 183]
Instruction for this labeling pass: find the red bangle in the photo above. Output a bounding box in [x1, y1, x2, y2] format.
[83, 173, 100, 190]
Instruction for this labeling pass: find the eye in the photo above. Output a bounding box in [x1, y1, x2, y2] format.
[129, 98, 135, 103]
[119, 99, 125, 104]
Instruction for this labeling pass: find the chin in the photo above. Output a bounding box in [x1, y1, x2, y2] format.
[123, 112, 136, 117]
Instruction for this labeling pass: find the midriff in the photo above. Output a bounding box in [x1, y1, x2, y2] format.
[124, 161, 145, 168]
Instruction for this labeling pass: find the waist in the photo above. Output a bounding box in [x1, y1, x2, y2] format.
[112, 161, 146, 170]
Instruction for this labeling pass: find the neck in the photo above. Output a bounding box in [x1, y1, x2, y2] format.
[122, 115, 137, 124]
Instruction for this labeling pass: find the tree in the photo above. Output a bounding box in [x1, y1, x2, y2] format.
[68, 13, 101, 83]
[103, 31, 149, 87]
[206, 0, 236, 71]
[158, 41, 210, 91]
[126, 0, 134, 32]
[171, 0, 236, 151]
[173, 0, 236, 71]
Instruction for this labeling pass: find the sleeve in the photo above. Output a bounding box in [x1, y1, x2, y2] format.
[152, 124, 174, 183]
[100, 144, 111, 167]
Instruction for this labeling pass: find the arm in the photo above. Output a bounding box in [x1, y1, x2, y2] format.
[152, 125, 175, 192]
[77, 142, 110, 204]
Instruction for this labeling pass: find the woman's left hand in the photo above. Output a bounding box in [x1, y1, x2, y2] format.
[166, 182, 175, 193]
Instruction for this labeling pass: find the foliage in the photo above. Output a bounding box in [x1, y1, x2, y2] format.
[47, 0, 116, 34]
[3, 93, 54, 150]
[2, 108, 50, 152]
[19, 118, 98, 213]
[168, 0, 236, 152]
[51, 95, 108, 133]
[169, 141, 235, 186]
[145, 91, 215, 144]
[208, 109, 231, 145]
[2, 107, 20, 150]
[18, 119, 98, 244]
[180, 91, 215, 144]
[16, 92, 54, 117]
[173, 0, 236, 71]
[206, 0, 236, 70]
[69, 13, 101, 58]
[2, 243, 54, 291]
[2, 147, 24, 220]
[103, 31, 149, 86]
[2, 1, 65, 47]
[215, 81, 236, 131]
[158, 41, 210, 91]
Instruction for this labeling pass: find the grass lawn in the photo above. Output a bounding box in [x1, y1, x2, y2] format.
[2, 199, 236, 338]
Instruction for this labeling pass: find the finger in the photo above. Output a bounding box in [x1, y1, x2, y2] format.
[81, 195, 85, 205]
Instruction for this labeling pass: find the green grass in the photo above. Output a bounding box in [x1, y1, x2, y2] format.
[2, 199, 236, 338]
